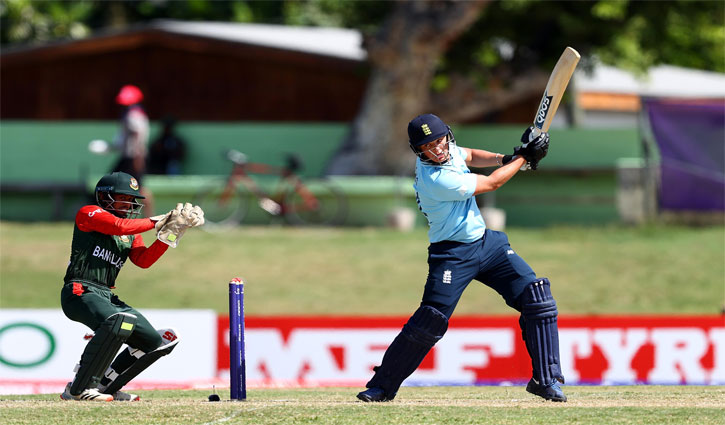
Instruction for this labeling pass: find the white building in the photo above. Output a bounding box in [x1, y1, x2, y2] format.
[572, 64, 725, 128]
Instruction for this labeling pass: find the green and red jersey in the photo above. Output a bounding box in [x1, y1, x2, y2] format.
[63, 205, 168, 288]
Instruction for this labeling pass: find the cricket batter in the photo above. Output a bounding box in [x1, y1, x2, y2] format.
[357, 114, 566, 402]
[60, 172, 202, 401]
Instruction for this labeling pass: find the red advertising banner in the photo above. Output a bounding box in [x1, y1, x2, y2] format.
[217, 315, 725, 386]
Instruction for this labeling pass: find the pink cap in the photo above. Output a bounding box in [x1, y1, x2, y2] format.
[116, 85, 143, 105]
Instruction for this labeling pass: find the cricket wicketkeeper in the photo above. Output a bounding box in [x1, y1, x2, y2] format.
[60, 171, 203, 401]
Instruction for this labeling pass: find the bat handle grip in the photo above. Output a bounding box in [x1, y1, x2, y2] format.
[523, 126, 543, 147]
[529, 126, 542, 143]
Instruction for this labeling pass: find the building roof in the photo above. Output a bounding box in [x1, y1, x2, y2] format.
[0, 20, 370, 121]
[575, 63, 725, 98]
[1, 19, 367, 63]
[149, 19, 367, 61]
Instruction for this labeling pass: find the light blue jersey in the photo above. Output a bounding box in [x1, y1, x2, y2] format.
[414, 144, 486, 243]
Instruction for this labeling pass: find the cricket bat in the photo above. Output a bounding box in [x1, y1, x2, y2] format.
[529, 46, 581, 140]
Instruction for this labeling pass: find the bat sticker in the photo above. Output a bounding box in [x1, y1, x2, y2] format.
[535, 92, 553, 129]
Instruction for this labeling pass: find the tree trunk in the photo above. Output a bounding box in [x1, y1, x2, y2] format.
[326, 0, 490, 176]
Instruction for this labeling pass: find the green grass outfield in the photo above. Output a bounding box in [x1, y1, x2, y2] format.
[1, 223, 724, 423]
[1, 222, 723, 314]
[1, 386, 724, 425]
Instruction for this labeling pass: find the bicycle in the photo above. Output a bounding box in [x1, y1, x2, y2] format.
[194, 149, 347, 227]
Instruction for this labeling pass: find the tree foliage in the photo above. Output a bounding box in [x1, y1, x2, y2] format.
[472, 0, 725, 74]
[4, 1, 721, 72]
[0, 0, 93, 44]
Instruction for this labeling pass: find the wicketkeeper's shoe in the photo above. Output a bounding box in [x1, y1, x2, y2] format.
[110, 390, 140, 402]
[356, 387, 391, 402]
[60, 382, 113, 402]
[526, 378, 567, 402]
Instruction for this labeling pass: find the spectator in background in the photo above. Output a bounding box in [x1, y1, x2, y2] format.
[112, 84, 154, 215]
[148, 116, 187, 175]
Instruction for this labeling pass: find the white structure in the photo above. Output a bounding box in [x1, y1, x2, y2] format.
[152, 20, 366, 60]
[572, 64, 725, 128]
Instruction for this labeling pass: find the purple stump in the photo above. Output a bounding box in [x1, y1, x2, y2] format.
[229, 278, 247, 401]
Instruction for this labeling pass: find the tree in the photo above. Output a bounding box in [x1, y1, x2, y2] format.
[326, 1, 490, 175]
[2, 0, 722, 174]
[0, 0, 93, 44]
[325, 0, 725, 175]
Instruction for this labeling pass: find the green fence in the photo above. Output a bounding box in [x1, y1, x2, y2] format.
[0, 121, 639, 226]
[0, 121, 346, 183]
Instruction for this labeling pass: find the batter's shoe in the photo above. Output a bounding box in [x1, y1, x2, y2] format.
[109, 390, 140, 402]
[357, 387, 391, 402]
[60, 382, 113, 402]
[526, 378, 567, 402]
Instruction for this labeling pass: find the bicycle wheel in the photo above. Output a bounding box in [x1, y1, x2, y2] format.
[193, 185, 250, 228]
[283, 179, 347, 226]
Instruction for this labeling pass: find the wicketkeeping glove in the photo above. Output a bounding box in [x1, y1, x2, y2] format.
[157, 204, 186, 248]
[150, 211, 172, 232]
[182, 203, 205, 227]
[157, 203, 205, 248]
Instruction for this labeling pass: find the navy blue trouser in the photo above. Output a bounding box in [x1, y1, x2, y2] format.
[421, 229, 536, 318]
